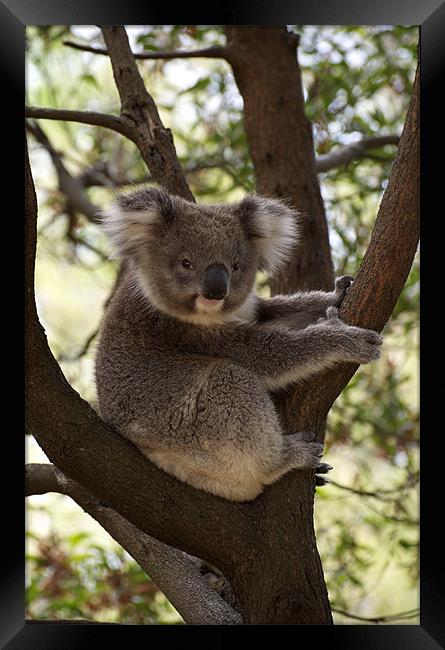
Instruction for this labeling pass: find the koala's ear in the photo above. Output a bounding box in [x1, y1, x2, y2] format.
[237, 194, 300, 272]
[99, 186, 175, 258]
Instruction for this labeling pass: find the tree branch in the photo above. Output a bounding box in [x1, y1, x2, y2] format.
[25, 106, 134, 139]
[26, 120, 100, 224]
[100, 26, 194, 201]
[225, 26, 334, 295]
[57, 327, 99, 363]
[26, 464, 242, 625]
[331, 607, 419, 623]
[329, 476, 419, 501]
[63, 40, 231, 61]
[223, 25, 334, 624]
[315, 135, 400, 173]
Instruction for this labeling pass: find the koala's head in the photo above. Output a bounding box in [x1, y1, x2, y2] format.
[101, 185, 299, 324]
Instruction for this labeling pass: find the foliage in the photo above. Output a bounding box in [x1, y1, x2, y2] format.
[26, 24, 419, 624]
[26, 525, 183, 624]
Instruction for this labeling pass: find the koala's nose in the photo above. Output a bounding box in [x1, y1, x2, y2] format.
[202, 264, 229, 300]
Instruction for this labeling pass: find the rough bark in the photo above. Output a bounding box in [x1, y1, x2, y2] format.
[225, 26, 334, 294]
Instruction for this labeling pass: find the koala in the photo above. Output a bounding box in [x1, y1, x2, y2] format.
[95, 185, 382, 502]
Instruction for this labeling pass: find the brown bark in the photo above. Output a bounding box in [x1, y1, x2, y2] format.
[225, 26, 334, 294]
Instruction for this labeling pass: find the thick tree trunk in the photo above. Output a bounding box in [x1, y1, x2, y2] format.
[225, 26, 334, 294]
[225, 26, 335, 624]
[224, 478, 332, 624]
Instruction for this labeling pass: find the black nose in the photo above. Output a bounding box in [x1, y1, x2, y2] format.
[202, 264, 229, 300]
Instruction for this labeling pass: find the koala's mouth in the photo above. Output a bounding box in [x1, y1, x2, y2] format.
[195, 295, 225, 313]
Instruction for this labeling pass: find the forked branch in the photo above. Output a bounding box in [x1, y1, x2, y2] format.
[100, 26, 194, 201]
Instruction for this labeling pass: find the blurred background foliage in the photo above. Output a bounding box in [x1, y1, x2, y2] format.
[26, 24, 419, 624]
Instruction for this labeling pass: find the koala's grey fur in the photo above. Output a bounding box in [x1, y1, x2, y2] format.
[95, 186, 382, 502]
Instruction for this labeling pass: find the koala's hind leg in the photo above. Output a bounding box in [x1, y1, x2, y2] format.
[263, 432, 330, 486]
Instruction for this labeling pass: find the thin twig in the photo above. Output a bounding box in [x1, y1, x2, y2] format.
[68, 233, 109, 262]
[332, 606, 419, 623]
[26, 120, 101, 224]
[57, 328, 100, 363]
[329, 476, 419, 500]
[63, 40, 230, 61]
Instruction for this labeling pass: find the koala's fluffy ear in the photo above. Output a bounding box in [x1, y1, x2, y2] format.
[237, 195, 300, 272]
[100, 186, 174, 258]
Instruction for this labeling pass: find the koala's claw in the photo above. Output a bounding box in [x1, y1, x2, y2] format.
[365, 331, 383, 345]
[315, 462, 333, 474]
[315, 462, 333, 487]
[335, 275, 354, 294]
[334, 275, 354, 306]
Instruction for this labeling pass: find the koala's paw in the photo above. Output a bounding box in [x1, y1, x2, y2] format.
[347, 325, 383, 363]
[334, 275, 354, 305]
[324, 307, 383, 364]
[298, 442, 324, 468]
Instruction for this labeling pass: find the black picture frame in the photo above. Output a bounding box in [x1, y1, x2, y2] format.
[12, 1, 444, 647]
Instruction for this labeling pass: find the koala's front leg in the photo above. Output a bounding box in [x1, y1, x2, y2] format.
[228, 306, 382, 390]
[255, 275, 354, 329]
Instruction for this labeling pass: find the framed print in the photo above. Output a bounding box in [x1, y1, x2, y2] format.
[10, 0, 444, 647]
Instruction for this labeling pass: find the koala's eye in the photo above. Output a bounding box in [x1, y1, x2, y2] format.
[181, 258, 193, 269]
[232, 261, 240, 271]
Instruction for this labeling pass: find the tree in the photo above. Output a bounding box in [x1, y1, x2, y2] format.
[25, 25, 419, 624]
